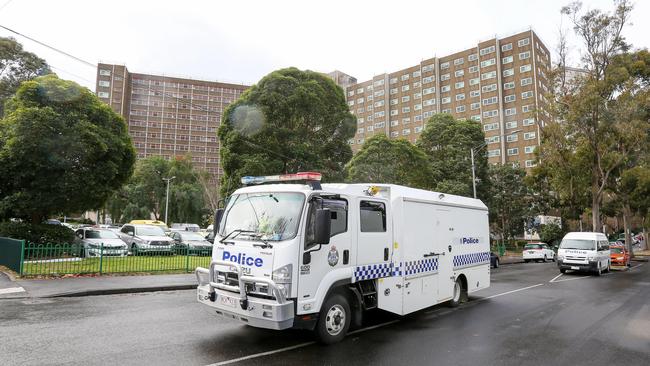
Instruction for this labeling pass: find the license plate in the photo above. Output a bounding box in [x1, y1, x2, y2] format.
[529, 251, 535, 254]
[219, 295, 237, 308]
[571, 266, 579, 270]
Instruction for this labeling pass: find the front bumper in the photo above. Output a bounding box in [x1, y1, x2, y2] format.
[523, 252, 547, 260]
[557, 260, 598, 272]
[195, 261, 294, 330]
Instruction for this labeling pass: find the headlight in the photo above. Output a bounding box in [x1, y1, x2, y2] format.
[272, 264, 293, 283]
[557, 255, 564, 260]
[277, 284, 291, 299]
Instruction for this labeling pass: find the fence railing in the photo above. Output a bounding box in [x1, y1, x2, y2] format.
[21, 242, 211, 276]
[0, 237, 25, 274]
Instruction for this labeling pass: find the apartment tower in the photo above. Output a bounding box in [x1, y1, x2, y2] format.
[345, 30, 551, 168]
[95, 63, 248, 184]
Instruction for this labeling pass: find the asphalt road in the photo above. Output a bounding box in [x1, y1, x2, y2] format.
[1, 262, 648, 366]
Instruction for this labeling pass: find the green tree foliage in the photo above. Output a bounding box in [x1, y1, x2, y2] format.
[0, 75, 135, 223]
[539, 223, 565, 247]
[345, 134, 434, 189]
[218, 68, 356, 197]
[107, 156, 207, 225]
[0, 37, 51, 115]
[416, 114, 488, 197]
[487, 164, 531, 242]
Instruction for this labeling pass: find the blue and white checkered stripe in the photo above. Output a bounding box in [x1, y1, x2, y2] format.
[354, 262, 394, 281]
[403, 258, 438, 276]
[453, 252, 490, 269]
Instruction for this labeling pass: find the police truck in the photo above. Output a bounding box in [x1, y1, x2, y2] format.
[196, 172, 491, 344]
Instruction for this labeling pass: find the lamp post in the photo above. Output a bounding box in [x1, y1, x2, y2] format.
[162, 176, 176, 225]
[470, 129, 522, 199]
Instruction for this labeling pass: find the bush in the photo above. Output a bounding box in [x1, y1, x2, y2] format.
[0, 222, 75, 245]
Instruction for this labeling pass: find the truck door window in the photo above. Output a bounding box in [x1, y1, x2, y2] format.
[305, 198, 348, 249]
[360, 201, 386, 232]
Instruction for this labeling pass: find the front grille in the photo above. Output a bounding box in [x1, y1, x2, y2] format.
[149, 241, 170, 246]
[566, 256, 586, 261]
[216, 271, 239, 288]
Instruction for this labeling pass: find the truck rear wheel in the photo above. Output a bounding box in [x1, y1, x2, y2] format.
[449, 278, 466, 308]
[315, 294, 351, 345]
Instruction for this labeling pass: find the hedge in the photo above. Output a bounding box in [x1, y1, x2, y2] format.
[0, 222, 75, 245]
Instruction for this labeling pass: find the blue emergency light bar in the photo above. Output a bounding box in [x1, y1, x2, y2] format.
[240, 172, 322, 186]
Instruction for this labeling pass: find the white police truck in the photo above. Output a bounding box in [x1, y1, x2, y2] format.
[195, 172, 491, 344]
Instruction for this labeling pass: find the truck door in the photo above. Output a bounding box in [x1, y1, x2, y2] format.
[435, 208, 454, 302]
[356, 199, 392, 269]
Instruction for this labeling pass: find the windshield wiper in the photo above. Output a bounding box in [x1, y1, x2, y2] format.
[246, 233, 273, 249]
[219, 229, 255, 244]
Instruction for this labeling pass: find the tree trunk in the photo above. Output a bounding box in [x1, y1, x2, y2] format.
[591, 194, 601, 232]
[623, 205, 634, 258]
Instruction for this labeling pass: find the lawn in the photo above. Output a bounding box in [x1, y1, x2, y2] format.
[21, 254, 212, 276]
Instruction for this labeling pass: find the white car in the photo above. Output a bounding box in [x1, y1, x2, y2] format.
[522, 242, 555, 262]
[118, 224, 174, 255]
[74, 228, 128, 257]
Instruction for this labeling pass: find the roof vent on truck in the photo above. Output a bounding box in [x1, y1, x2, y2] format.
[240, 172, 322, 190]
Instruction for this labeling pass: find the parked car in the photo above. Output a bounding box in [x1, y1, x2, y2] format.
[171, 223, 200, 232]
[490, 252, 500, 268]
[609, 245, 631, 267]
[74, 228, 128, 257]
[170, 231, 213, 255]
[118, 224, 174, 255]
[523, 242, 556, 263]
[129, 220, 171, 234]
[45, 219, 62, 225]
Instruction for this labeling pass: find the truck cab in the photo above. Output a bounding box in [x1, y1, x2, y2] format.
[196, 172, 491, 344]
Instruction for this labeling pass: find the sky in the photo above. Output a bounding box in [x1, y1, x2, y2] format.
[0, 0, 648, 91]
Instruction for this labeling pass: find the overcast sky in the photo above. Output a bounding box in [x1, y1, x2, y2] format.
[1, 0, 648, 91]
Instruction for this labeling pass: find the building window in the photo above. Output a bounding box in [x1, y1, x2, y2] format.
[480, 58, 496, 68]
[522, 91, 534, 99]
[469, 78, 480, 86]
[423, 87, 436, 95]
[99, 69, 111, 76]
[390, 99, 398, 105]
[390, 110, 398, 116]
[414, 104, 422, 110]
[524, 132, 536, 140]
[507, 132, 519, 142]
[98, 80, 110, 87]
[358, 118, 364, 124]
[503, 68, 515, 77]
[501, 43, 513, 52]
[441, 108, 451, 113]
[522, 118, 535, 126]
[375, 122, 385, 129]
[367, 126, 374, 132]
[456, 93, 466, 101]
[390, 131, 399, 137]
[525, 146, 536, 154]
[357, 88, 364, 94]
[481, 83, 497, 93]
[470, 90, 480, 98]
[525, 160, 536, 168]
[456, 105, 466, 113]
[375, 90, 385, 97]
[504, 82, 515, 90]
[502, 56, 513, 64]
[423, 111, 434, 118]
[455, 81, 465, 89]
[486, 136, 500, 144]
[487, 149, 501, 157]
[348, 101, 355, 106]
[357, 128, 364, 134]
[414, 114, 423, 121]
[414, 92, 422, 99]
[504, 94, 516, 103]
[469, 66, 479, 73]
[402, 106, 411, 113]
[518, 38, 530, 47]
[522, 104, 533, 113]
[440, 62, 450, 70]
[375, 111, 385, 118]
[348, 90, 355, 97]
[521, 77, 532, 86]
[390, 120, 399, 126]
[454, 58, 464, 65]
[481, 71, 496, 80]
[441, 97, 451, 104]
[483, 96, 498, 105]
[483, 109, 498, 118]
[390, 88, 398, 95]
[441, 85, 451, 93]
[441, 73, 450, 81]
[505, 108, 516, 116]
[402, 85, 410, 92]
[422, 65, 434, 72]
[455, 70, 464, 77]
[98, 91, 109, 98]
[415, 126, 423, 133]
[470, 102, 480, 110]
[423, 76, 434, 84]
[468, 53, 478, 61]
[423, 99, 436, 106]
[402, 96, 410, 102]
[403, 128, 411, 135]
[413, 70, 421, 77]
[471, 115, 481, 121]
[401, 74, 409, 81]
[507, 148, 519, 156]
[480, 45, 495, 56]
[519, 51, 531, 60]
[520, 64, 532, 73]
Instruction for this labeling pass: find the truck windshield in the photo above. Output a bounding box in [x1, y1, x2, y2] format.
[559, 239, 596, 250]
[220, 193, 305, 241]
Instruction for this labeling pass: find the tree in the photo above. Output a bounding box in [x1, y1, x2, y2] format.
[486, 164, 531, 244]
[0, 37, 51, 115]
[0, 75, 135, 223]
[416, 114, 488, 198]
[619, 166, 650, 255]
[545, 0, 643, 231]
[539, 223, 565, 247]
[345, 134, 434, 189]
[218, 68, 356, 197]
[107, 156, 208, 225]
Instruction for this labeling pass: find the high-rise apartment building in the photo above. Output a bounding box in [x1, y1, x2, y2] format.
[95, 63, 249, 184]
[344, 30, 551, 168]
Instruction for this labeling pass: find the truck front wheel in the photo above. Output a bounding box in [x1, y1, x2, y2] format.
[315, 294, 351, 344]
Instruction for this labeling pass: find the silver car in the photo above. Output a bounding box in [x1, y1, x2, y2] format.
[74, 228, 128, 257]
[170, 231, 213, 256]
[118, 224, 174, 255]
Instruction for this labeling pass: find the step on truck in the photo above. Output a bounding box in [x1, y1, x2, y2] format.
[195, 172, 491, 344]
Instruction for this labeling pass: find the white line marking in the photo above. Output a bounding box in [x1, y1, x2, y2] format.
[0, 287, 25, 295]
[480, 283, 544, 300]
[549, 273, 563, 283]
[552, 275, 591, 283]
[207, 283, 546, 365]
[630, 263, 644, 270]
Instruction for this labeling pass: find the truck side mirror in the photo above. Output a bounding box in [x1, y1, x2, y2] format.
[214, 209, 225, 235]
[314, 208, 331, 245]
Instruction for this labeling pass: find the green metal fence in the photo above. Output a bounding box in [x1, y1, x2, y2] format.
[21, 242, 211, 276]
[0, 237, 25, 274]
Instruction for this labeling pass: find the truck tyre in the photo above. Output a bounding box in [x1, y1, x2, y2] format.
[560, 268, 566, 274]
[543, 255, 547, 263]
[605, 261, 611, 273]
[595, 262, 602, 276]
[315, 294, 351, 344]
[493, 258, 499, 268]
[449, 278, 466, 308]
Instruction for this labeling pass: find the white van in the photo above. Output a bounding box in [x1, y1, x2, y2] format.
[556, 232, 611, 275]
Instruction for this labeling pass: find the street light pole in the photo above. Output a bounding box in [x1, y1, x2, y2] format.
[162, 176, 176, 225]
[471, 148, 477, 199]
